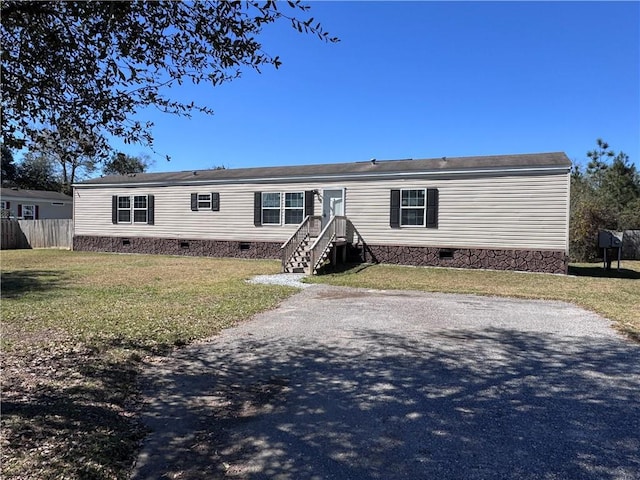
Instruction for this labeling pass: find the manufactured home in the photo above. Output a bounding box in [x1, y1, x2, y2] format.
[73, 152, 571, 274]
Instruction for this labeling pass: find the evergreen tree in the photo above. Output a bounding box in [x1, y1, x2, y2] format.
[570, 139, 640, 261]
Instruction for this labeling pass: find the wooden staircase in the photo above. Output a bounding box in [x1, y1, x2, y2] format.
[281, 215, 365, 275]
[283, 235, 314, 273]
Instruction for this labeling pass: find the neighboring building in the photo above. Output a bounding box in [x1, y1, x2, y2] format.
[0, 187, 73, 220]
[73, 152, 571, 274]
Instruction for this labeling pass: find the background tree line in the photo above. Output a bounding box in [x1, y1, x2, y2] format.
[570, 139, 639, 262]
[1, 144, 151, 195]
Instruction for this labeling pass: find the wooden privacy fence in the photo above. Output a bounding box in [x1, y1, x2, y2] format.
[1, 219, 74, 250]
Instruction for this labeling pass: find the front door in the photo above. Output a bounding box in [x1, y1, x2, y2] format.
[322, 189, 345, 229]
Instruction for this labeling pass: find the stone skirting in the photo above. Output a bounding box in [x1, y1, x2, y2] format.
[359, 244, 568, 274]
[73, 235, 282, 259]
[74, 235, 568, 274]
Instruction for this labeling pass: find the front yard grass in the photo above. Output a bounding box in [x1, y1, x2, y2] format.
[1, 250, 297, 480]
[308, 261, 640, 341]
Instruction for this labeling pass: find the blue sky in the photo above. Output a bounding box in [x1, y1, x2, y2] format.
[112, 1, 640, 172]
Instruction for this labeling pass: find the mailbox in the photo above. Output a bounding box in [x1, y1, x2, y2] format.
[598, 230, 623, 271]
[598, 230, 623, 248]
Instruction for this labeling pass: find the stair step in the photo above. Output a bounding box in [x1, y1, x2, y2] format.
[284, 267, 307, 273]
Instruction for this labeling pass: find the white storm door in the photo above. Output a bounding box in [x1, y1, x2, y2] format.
[322, 189, 345, 228]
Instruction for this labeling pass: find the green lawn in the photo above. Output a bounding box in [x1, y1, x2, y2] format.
[1, 250, 297, 480]
[308, 260, 640, 341]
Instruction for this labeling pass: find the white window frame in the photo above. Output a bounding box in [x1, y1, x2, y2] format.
[0, 201, 6, 210]
[284, 192, 305, 225]
[132, 195, 148, 224]
[197, 193, 211, 210]
[261, 192, 281, 225]
[117, 196, 132, 223]
[400, 188, 426, 227]
[22, 204, 36, 220]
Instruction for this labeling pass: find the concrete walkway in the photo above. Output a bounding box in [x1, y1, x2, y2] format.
[131, 285, 640, 480]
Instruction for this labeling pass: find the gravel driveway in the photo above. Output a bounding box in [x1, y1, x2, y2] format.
[131, 284, 640, 480]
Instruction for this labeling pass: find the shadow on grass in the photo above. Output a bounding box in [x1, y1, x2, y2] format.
[568, 265, 640, 279]
[1, 349, 146, 479]
[315, 262, 376, 276]
[0, 270, 68, 298]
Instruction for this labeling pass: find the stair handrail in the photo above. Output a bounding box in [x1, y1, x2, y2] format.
[309, 216, 347, 273]
[346, 219, 365, 247]
[280, 215, 322, 271]
[346, 218, 368, 262]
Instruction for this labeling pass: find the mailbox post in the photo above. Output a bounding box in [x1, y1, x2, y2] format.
[598, 231, 623, 271]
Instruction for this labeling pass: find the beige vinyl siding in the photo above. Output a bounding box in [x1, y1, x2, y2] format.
[74, 184, 320, 242]
[74, 170, 569, 251]
[346, 171, 568, 250]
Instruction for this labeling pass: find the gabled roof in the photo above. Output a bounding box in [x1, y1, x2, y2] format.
[0, 187, 73, 202]
[76, 152, 571, 187]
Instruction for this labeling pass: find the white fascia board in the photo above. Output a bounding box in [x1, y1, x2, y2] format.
[73, 165, 571, 189]
[0, 195, 72, 204]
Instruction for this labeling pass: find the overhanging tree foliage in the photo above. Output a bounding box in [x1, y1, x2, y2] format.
[1, 1, 337, 153]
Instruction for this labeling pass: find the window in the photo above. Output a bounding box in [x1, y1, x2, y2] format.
[117, 196, 131, 223]
[254, 190, 313, 226]
[113, 195, 154, 225]
[191, 192, 220, 211]
[390, 188, 438, 229]
[401, 189, 426, 226]
[1, 201, 11, 218]
[22, 204, 36, 220]
[261, 192, 281, 225]
[133, 195, 148, 223]
[284, 192, 304, 224]
[197, 194, 211, 210]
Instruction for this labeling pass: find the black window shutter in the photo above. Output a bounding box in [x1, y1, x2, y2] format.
[211, 192, 220, 211]
[254, 192, 262, 226]
[426, 188, 439, 229]
[390, 190, 400, 228]
[305, 190, 314, 217]
[190, 193, 198, 211]
[147, 194, 155, 225]
[112, 196, 118, 224]
[35, 205, 40, 219]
